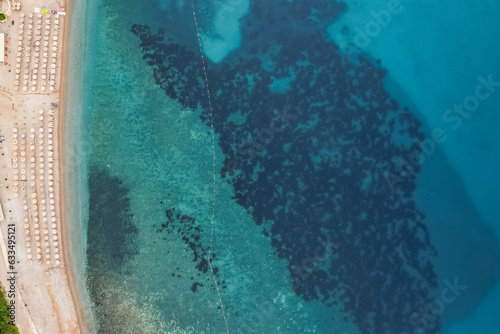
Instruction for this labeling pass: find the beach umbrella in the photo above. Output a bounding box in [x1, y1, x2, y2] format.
[52, 52, 57, 57]
[16, 64, 21, 68]
[50, 86, 55, 91]
[45, 30, 50, 36]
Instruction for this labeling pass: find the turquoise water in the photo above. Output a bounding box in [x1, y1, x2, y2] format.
[64, 0, 500, 333]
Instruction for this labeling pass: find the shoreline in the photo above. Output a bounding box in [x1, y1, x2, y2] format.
[59, 0, 90, 332]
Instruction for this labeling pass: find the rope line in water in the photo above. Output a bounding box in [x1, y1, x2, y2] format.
[190, 1, 230, 333]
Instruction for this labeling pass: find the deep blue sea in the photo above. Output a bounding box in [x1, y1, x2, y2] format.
[63, 0, 500, 333]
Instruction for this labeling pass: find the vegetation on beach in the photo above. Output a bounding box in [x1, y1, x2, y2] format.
[0, 285, 19, 334]
[0, 13, 6, 21]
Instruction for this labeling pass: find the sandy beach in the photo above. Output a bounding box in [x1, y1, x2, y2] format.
[0, 0, 86, 333]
